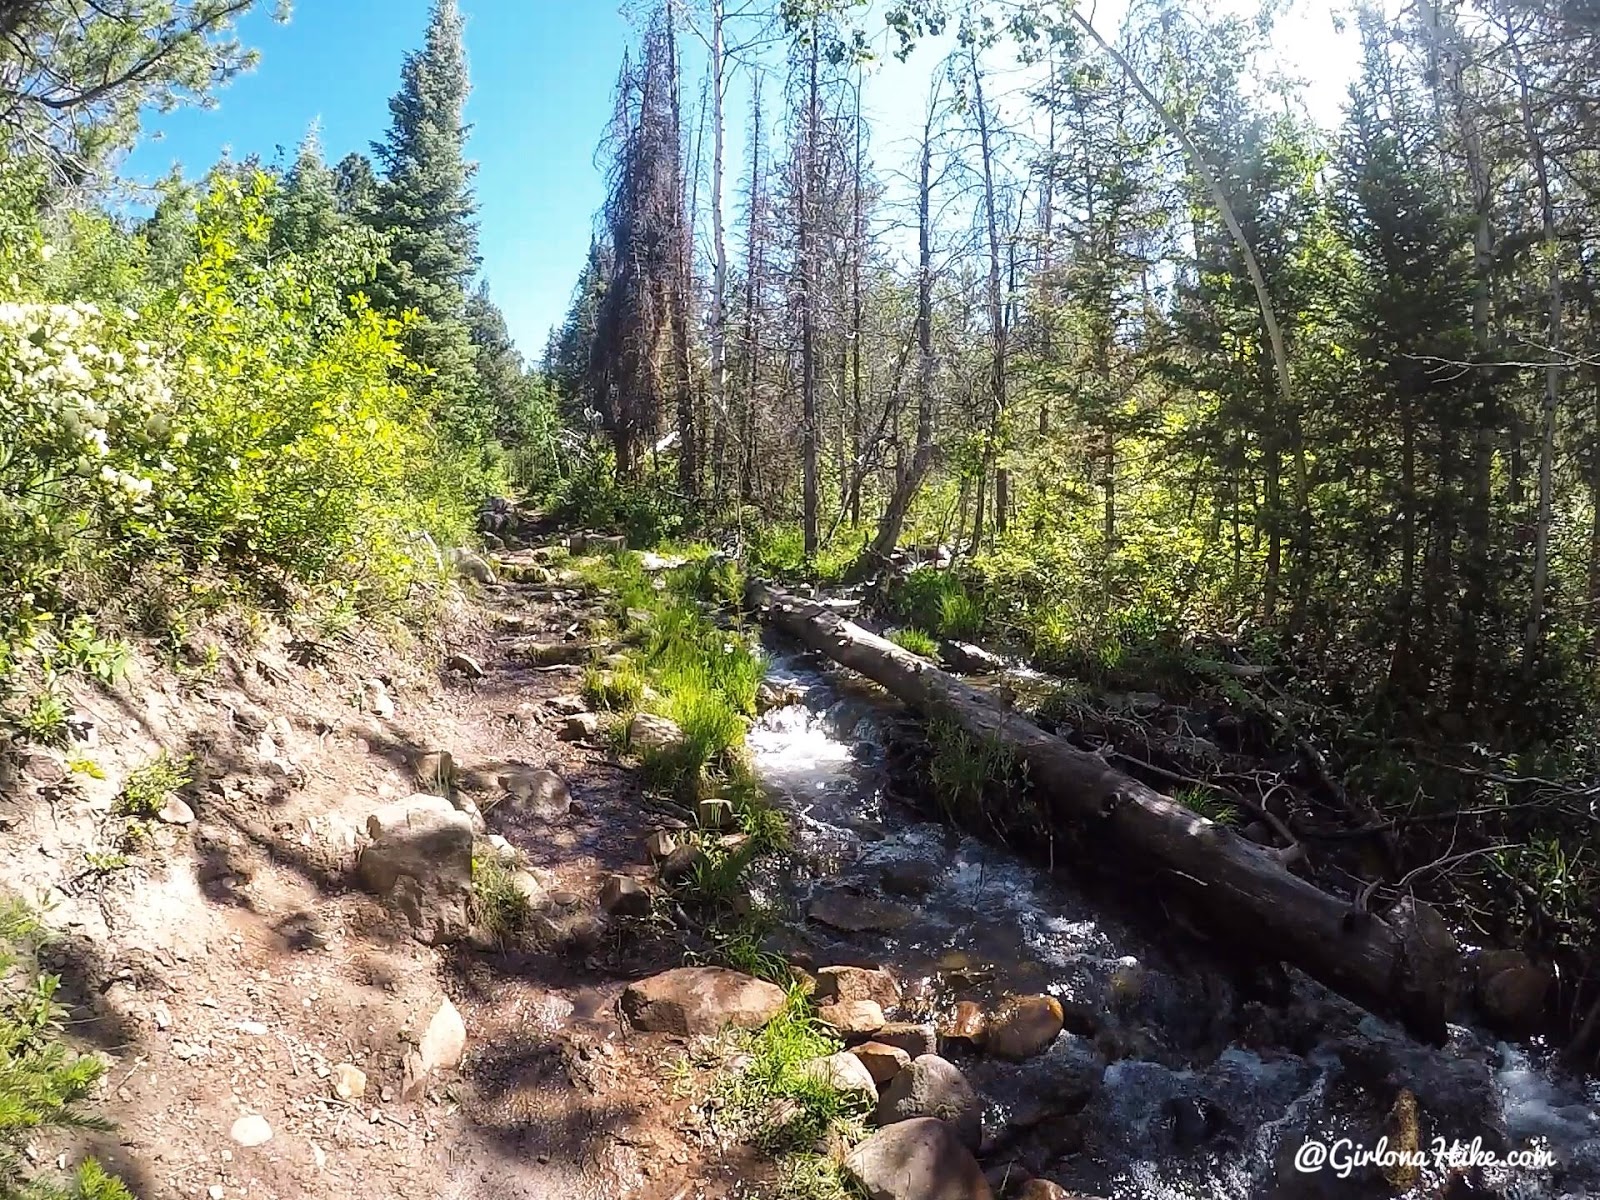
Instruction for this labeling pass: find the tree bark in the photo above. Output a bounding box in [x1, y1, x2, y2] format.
[800, 22, 821, 557]
[751, 583, 1458, 1043]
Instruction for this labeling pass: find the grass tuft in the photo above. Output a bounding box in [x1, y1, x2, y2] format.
[886, 627, 939, 658]
[115, 752, 193, 819]
[472, 854, 534, 942]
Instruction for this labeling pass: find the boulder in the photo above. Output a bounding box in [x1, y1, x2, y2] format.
[875, 1055, 983, 1151]
[548, 693, 588, 716]
[157, 796, 195, 826]
[985, 995, 1065, 1061]
[587, 534, 627, 555]
[358, 795, 474, 944]
[807, 890, 917, 934]
[800, 1052, 879, 1103]
[816, 965, 902, 1012]
[851, 1041, 913, 1086]
[875, 1023, 939, 1058]
[621, 967, 786, 1036]
[818, 999, 886, 1039]
[628, 712, 685, 754]
[843, 1117, 992, 1200]
[499, 768, 571, 822]
[600, 874, 651, 918]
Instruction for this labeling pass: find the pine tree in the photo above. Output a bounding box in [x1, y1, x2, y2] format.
[466, 281, 526, 442]
[369, 0, 484, 445]
[272, 123, 342, 258]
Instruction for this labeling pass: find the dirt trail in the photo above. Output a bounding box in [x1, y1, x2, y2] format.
[2, 547, 748, 1200]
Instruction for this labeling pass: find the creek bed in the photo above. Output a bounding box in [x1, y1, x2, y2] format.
[743, 641, 1600, 1200]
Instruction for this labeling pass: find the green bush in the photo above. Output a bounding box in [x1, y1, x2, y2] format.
[0, 903, 132, 1199]
[889, 567, 983, 639]
[115, 752, 192, 819]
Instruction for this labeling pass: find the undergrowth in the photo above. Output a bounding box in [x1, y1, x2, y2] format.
[886, 627, 939, 658]
[0, 903, 132, 1199]
[471, 854, 533, 944]
[114, 752, 192, 819]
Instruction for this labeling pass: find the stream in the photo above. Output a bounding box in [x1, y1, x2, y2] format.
[742, 640, 1600, 1199]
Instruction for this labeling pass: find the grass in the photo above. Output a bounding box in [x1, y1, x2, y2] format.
[889, 566, 984, 640]
[582, 660, 646, 711]
[471, 854, 534, 943]
[886, 626, 939, 658]
[1174, 785, 1241, 826]
[710, 991, 868, 1156]
[114, 752, 192, 819]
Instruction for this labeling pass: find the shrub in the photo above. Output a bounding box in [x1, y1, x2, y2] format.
[0, 903, 133, 1199]
[890, 567, 983, 639]
[115, 752, 192, 819]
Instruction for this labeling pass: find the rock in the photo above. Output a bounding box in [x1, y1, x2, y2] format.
[697, 798, 734, 830]
[940, 641, 1007, 675]
[511, 870, 546, 909]
[532, 909, 607, 956]
[401, 1048, 429, 1101]
[588, 534, 627, 554]
[411, 749, 456, 791]
[1476, 951, 1550, 1034]
[755, 680, 803, 713]
[419, 998, 466, 1073]
[447, 547, 496, 585]
[600, 874, 651, 917]
[621, 967, 786, 1035]
[157, 796, 195, 826]
[851, 1041, 912, 1086]
[363, 679, 395, 719]
[875, 1055, 983, 1152]
[941, 1001, 988, 1048]
[229, 1114, 273, 1147]
[985, 995, 1065, 1061]
[875, 1023, 939, 1058]
[548, 693, 588, 716]
[1387, 896, 1460, 1036]
[643, 829, 679, 860]
[507, 640, 591, 667]
[499, 768, 571, 822]
[881, 859, 941, 898]
[658, 843, 705, 883]
[818, 999, 886, 1039]
[358, 795, 474, 944]
[816, 965, 902, 1012]
[1015, 1183, 1082, 1200]
[1125, 691, 1163, 715]
[844, 1117, 992, 1200]
[444, 652, 484, 680]
[807, 890, 917, 933]
[801, 1052, 879, 1103]
[1383, 1088, 1421, 1191]
[560, 713, 601, 742]
[332, 1064, 366, 1101]
[628, 712, 684, 754]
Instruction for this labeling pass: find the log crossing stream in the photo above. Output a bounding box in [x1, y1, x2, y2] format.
[742, 627, 1600, 1199]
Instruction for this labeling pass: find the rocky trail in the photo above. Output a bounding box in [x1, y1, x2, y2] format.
[3, 530, 1598, 1200]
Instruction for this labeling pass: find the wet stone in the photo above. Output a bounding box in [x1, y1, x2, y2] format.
[874, 1022, 938, 1058]
[985, 995, 1065, 1061]
[807, 890, 917, 933]
[844, 1118, 992, 1200]
[816, 965, 902, 1012]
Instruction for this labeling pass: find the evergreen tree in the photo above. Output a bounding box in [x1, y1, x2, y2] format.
[272, 123, 343, 258]
[466, 280, 526, 442]
[369, 0, 484, 444]
[333, 151, 380, 220]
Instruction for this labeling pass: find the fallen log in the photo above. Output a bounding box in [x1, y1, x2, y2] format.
[750, 582, 1458, 1042]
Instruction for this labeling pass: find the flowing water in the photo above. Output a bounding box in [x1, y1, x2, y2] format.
[744, 644, 1600, 1200]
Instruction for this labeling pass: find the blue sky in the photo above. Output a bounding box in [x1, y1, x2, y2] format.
[124, 1, 1358, 360]
[125, 0, 633, 358]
